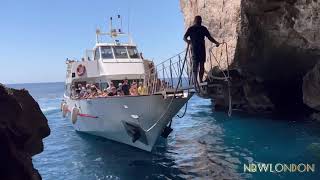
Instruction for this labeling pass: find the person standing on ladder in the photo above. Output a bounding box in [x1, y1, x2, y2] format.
[183, 15, 220, 89]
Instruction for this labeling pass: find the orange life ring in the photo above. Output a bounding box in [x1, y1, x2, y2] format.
[76, 64, 86, 76]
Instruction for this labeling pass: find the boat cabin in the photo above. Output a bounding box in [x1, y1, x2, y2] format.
[93, 44, 141, 61]
[64, 27, 155, 97]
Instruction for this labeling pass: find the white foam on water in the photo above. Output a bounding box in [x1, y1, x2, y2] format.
[41, 107, 60, 115]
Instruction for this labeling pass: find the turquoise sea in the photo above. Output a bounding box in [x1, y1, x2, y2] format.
[9, 82, 320, 180]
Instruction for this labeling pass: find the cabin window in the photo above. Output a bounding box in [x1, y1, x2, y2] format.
[127, 47, 140, 59]
[101, 46, 114, 59]
[113, 46, 129, 59]
[94, 48, 100, 60]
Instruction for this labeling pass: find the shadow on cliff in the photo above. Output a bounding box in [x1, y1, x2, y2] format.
[232, 4, 319, 117]
[254, 48, 317, 116]
[0, 84, 50, 180]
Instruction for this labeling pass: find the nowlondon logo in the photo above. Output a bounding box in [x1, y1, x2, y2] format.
[244, 163, 315, 173]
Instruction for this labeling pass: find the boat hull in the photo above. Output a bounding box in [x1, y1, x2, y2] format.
[64, 93, 192, 151]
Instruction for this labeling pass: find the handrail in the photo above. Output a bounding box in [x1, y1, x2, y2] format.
[139, 44, 191, 132]
[143, 48, 192, 95]
[207, 42, 232, 117]
[144, 50, 186, 77]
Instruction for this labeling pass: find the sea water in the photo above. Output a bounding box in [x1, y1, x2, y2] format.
[8, 82, 320, 180]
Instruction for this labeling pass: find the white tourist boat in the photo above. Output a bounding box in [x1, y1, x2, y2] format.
[61, 18, 194, 151]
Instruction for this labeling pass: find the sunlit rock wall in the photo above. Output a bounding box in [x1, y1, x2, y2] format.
[180, 0, 320, 114]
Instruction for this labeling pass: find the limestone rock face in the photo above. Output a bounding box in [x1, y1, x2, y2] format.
[0, 84, 50, 180]
[181, 0, 320, 114]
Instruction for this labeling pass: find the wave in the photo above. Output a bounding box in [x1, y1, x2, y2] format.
[41, 107, 60, 115]
[37, 96, 63, 102]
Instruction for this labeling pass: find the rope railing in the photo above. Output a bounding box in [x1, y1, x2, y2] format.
[207, 42, 232, 117]
[138, 44, 192, 132]
[143, 49, 193, 95]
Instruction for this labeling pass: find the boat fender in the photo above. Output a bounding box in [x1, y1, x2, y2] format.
[61, 103, 69, 118]
[71, 107, 79, 124]
[162, 91, 167, 99]
[60, 102, 64, 111]
[76, 64, 86, 76]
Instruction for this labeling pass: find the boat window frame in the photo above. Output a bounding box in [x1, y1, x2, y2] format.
[113, 46, 130, 59]
[94, 47, 101, 60]
[127, 46, 140, 59]
[100, 46, 115, 59]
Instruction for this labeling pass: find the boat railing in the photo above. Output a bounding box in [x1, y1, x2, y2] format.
[143, 47, 194, 95]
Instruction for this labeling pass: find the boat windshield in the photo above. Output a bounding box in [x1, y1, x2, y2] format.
[101, 46, 114, 59]
[127, 46, 140, 59]
[113, 46, 129, 59]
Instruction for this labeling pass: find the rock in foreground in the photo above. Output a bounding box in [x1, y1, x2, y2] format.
[0, 84, 50, 180]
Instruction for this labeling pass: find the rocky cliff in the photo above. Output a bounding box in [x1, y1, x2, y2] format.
[0, 84, 50, 180]
[303, 61, 320, 120]
[181, 0, 320, 115]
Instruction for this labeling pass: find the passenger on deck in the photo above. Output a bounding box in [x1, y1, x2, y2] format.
[70, 85, 76, 98]
[138, 82, 147, 95]
[108, 87, 117, 96]
[99, 89, 109, 97]
[85, 84, 91, 91]
[107, 82, 115, 93]
[122, 79, 130, 95]
[117, 83, 124, 96]
[183, 15, 220, 87]
[77, 84, 86, 98]
[94, 84, 102, 94]
[116, 89, 124, 96]
[87, 85, 98, 98]
[130, 82, 138, 96]
[83, 84, 92, 98]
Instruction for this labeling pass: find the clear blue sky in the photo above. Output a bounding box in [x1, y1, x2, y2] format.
[0, 0, 186, 84]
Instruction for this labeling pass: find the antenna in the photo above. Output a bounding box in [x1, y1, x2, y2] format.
[95, 27, 100, 43]
[127, 4, 130, 35]
[109, 17, 113, 33]
[127, 3, 132, 44]
[118, 14, 122, 33]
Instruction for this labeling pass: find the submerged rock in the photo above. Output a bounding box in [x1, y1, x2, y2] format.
[0, 84, 50, 180]
[310, 113, 320, 122]
[181, 0, 320, 115]
[307, 143, 320, 160]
